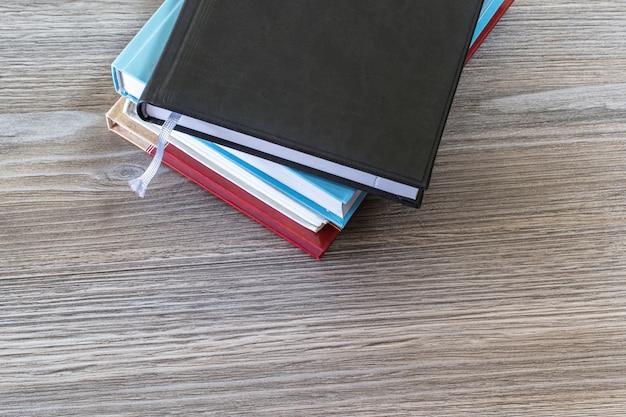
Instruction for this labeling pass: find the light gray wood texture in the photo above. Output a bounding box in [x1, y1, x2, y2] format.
[2, 1, 626, 415]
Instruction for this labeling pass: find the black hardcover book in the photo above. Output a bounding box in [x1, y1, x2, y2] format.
[138, 0, 484, 207]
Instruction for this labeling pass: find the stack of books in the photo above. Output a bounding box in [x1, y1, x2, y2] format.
[107, 0, 514, 258]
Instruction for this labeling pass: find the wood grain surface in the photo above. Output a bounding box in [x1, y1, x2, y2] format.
[2, 1, 626, 415]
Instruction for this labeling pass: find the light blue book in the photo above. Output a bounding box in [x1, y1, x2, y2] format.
[112, 0, 364, 228]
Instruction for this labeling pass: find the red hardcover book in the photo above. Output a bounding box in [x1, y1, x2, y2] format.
[106, 98, 340, 259]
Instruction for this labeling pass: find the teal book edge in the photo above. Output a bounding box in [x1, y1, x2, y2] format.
[472, 0, 507, 45]
[210, 145, 365, 228]
[111, 0, 364, 227]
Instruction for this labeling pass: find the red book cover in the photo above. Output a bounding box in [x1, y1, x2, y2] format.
[106, 98, 340, 259]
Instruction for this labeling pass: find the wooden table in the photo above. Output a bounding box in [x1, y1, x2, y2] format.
[2, 1, 626, 415]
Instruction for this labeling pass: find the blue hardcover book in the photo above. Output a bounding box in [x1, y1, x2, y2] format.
[213, 146, 364, 227]
[112, 0, 364, 228]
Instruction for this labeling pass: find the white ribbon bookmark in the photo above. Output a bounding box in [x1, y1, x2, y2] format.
[128, 112, 182, 197]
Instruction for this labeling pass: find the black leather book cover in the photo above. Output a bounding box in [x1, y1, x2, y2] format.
[139, 0, 484, 206]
